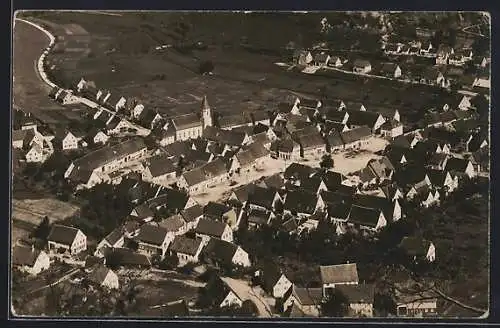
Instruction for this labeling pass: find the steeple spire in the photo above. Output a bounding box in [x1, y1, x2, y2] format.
[201, 95, 213, 129]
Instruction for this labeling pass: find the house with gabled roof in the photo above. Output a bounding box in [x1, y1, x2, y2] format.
[256, 261, 292, 299]
[283, 190, 317, 218]
[293, 49, 313, 65]
[135, 224, 173, 258]
[426, 169, 459, 195]
[337, 284, 375, 317]
[12, 244, 50, 275]
[378, 62, 402, 79]
[327, 56, 343, 68]
[312, 52, 331, 67]
[94, 228, 125, 258]
[104, 93, 126, 111]
[47, 225, 87, 255]
[395, 283, 438, 317]
[168, 235, 204, 266]
[87, 266, 120, 289]
[203, 202, 238, 229]
[246, 186, 283, 212]
[270, 138, 301, 160]
[380, 119, 404, 138]
[243, 208, 276, 230]
[142, 155, 177, 185]
[444, 157, 475, 179]
[180, 204, 204, 231]
[406, 183, 440, 208]
[347, 205, 388, 232]
[202, 238, 251, 268]
[283, 285, 323, 317]
[195, 218, 233, 245]
[103, 247, 151, 269]
[346, 111, 385, 133]
[352, 59, 372, 74]
[399, 236, 436, 263]
[320, 263, 359, 297]
[341, 126, 373, 149]
[284, 162, 316, 183]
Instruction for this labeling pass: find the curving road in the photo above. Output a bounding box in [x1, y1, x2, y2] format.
[12, 19, 64, 112]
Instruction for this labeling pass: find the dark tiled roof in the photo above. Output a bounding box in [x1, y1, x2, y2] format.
[284, 190, 317, 214]
[136, 224, 168, 246]
[247, 186, 278, 210]
[298, 133, 325, 149]
[48, 225, 81, 245]
[320, 263, 359, 285]
[291, 286, 324, 306]
[203, 126, 246, 146]
[399, 236, 432, 257]
[202, 238, 238, 265]
[195, 218, 227, 238]
[204, 202, 231, 220]
[347, 111, 382, 129]
[147, 155, 176, 177]
[348, 205, 383, 228]
[12, 245, 42, 267]
[247, 208, 270, 225]
[172, 113, 201, 130]
[284, 163, 316, 181]
[159, 214, 186, 232]
[180, 205, 204, 223]
[337, 284, 375, 304]
[444, 157, 471, 173]
[169, 236, 203, 255]
[341, 126, 372, 144]
[89, 266, 114, 285]
[104, 228, 124, 245]
[70, 138, 146, 173]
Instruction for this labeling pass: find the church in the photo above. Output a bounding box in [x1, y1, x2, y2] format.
[163, 96, 213, 142]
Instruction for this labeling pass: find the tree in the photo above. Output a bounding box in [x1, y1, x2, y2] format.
[321, 288, 349, 317]
[320, 154, 334, 169]
[199, 60, 215, 75]
[31, 216, 50, 242]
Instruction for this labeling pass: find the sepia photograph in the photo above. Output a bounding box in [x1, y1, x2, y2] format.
[10, 10, 490, 319]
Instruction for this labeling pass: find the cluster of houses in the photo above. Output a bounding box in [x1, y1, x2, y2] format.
[212, 256, 437, 318]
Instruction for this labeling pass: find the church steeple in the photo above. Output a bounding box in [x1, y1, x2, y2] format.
[201, 95, 213, 129]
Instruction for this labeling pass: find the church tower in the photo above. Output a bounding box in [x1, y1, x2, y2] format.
[201, 95, 213, 129]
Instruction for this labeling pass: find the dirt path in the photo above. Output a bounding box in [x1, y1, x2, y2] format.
[221, 277, 273, 318]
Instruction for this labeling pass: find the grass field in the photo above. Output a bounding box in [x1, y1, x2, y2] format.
[20, 11, 457, 128]
[12, 20, 66, 113]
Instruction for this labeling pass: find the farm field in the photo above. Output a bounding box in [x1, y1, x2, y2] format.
[12, 20, 65, 112]
[22, 11, 455, 127]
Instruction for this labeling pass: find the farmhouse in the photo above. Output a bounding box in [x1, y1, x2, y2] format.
[243, 208, 276, 229]
[395, 284, 438, 317]
[327, 56, 343, 68]
[168, 235, 204, 265]
[399, 236, 436, 263]
[257, 261, 293, 299]
[94, 228, 125, 258]
[195, 218, 233, 244]
[88, 266, 120, 289]
[283, 190, 317, 218]
[178, 158, 229, 193]
[312, 52, 331, 66]
[202, 238, 251, 268]
[103, 248, 151, 269]
[320, 263, 359, 297]
[135, 224, 173, 258]
[378, 62, 402, 78]
[444, 157, 476, 178]
[347, 205, 387, 232]
[336, 284, 375, 318]
[270, 138, 301, 160]
[340, 126, 373, 149]
[142, 155, 177, 184]
[203, 202, 238, 229]
[64, 138, 148, 188]
[346, 111, 385, 132]
[380, 119, 404, 138]
[352, 59, 372, 74]
[180, 204, 204, 231]
[283, 286, 323, 317]
[293, 50, 313, 65]
[47, 225, 87, 255]
[12, 244, 50, 275]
